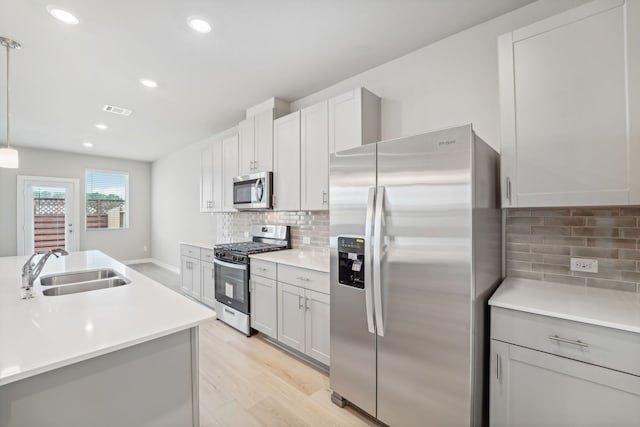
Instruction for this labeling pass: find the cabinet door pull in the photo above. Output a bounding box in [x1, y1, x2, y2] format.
[322, 191, 328, 205]
[506, 176, 512, 205]
[296, 276, 311, 282]
[305, 297, 310, 311]
[496, 353, 502, 384]
[298, 295, 304, 309]
[549, 335, 589, 348]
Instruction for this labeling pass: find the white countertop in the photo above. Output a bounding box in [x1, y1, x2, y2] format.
[489, 277, 640, 334]
[179, 240, 217, 249]
[0, 250, 215, 386]
[250, 249, 330, 272]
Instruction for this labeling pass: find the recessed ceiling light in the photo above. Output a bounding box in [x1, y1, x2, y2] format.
[187, 17, 211, 34]
[46, 6, 80, 24]
[140, 79, 158, 88]
[83, 142, 93, 148]
[95, 124, 108, 130]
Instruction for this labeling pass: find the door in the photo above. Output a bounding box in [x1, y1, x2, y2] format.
[490, 340, 640, 427]
[222, 134, 239, 212]
[273, 111, 300, 211]
[214, 259, 249, 313]
[305, 290, 330, 365]
[200, 143, 214, 212]
[328, 89, 360, 154]
[201, 261, 215, 307]
[277, 282, 305, 352]
[301, 101, 329, 211]
[181, 256, 194, 295]
[375, 127, 474, 426]
[191, 258, 202, 300]
[329, 142, 377, 415]
[250, 275, 277, 339]
[18, 176, 79, 255]
[238, 117, 254, 176]
[253, 109, 274, 173]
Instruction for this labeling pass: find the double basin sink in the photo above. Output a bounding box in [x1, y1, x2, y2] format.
[40, 269, 130, 296]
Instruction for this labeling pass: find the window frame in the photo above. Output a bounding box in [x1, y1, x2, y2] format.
[84, 168, 130, 231]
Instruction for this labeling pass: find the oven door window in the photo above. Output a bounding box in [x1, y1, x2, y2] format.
[214, 262, 249, 313]
[234, 180, 254, 204]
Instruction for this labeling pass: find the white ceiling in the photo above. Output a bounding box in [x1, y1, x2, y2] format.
[0, 0, 535, 161]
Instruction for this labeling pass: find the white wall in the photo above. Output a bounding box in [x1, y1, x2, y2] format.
[290, 0, 589, 153]
[151, 0, 589, 268]
[0, 147, 151, 260]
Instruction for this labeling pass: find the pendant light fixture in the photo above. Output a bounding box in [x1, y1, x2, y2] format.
[0, 37, 21, 169]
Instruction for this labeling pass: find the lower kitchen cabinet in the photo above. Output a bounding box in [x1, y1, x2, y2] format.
[490, 340, 640, 427]
[277, 281, 330, 365]
[250, 274, 278, 340]
[180, 256, 201, 299]
[180, 244, 215, 308]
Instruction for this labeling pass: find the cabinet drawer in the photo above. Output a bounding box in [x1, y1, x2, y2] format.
[201, 248, 215, 262]
[278, 264, 329, 294]
[251, 259, 276, 280]
[181, 245, 201, 259]
[491, 307, 640, 376]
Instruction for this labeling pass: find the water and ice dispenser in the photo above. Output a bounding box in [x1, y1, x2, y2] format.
[338, 237, 365, 289]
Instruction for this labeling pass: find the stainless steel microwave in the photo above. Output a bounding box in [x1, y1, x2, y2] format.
[232, 172, 272, 210]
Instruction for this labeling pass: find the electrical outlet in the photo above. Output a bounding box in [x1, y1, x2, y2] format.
[244, 231, 250, 238]
[571, 258, 598, 273]
[302, 236, 311, 245]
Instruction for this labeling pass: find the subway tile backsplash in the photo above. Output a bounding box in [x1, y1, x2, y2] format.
[216, 211, 329, 250]
[506, 206, 640, 292]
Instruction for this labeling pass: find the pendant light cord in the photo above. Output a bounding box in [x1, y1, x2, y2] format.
[6, 43, 10, 149]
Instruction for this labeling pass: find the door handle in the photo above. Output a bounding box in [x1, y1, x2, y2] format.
[298, 295, 304, 310]
[373, 186, 385, 337]
[549, 335, 589, 348]
[305, 297, 310, 311]
[506, 176, 512, 205]
[364, 187, 376, 334]
[322, 191, 328, 205]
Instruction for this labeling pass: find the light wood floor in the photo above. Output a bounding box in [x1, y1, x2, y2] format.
[198, 319, 378, 427]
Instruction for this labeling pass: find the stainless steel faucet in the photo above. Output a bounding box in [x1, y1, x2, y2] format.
[21, 248, 69, 299]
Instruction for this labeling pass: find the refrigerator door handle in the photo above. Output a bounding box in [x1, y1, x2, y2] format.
[373, 185, 385, 337]
[364, 186, 376, 334]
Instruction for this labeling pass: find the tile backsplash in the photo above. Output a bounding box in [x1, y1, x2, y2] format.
[216, 211, 329, 250]
[506, 207, 640, 292]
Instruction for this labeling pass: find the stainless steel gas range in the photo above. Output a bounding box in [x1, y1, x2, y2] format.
[213, 225, 290, 335]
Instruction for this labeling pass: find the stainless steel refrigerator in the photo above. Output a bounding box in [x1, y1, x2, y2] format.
[329, 124, 501, 426]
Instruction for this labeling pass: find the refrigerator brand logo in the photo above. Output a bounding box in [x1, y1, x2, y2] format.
[438, 140, 456, 146]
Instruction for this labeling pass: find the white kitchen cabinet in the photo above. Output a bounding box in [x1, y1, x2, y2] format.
[201, 261, 215, 308]
[304, 290, 330, 365]
[222, 134, 239, 212]
[499, 0, 640, 207]
[328, 87, 381, 154]
[238, 109, 279, 176]
[277, 282, 306, 352]
[273, 111, 301, 211]
[180, 255, 201, 299]
[250, 274, 278, 340]
[490, 340, 640, 427]
[200, 138, 223, 213]
[301, 101, 329, 211]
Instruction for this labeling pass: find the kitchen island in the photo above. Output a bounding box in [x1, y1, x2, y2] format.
[0, 250, 215, 427]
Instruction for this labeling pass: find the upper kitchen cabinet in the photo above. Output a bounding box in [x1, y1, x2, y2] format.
[301, 101, 329, 210]
[222, 134, 239, 212]
[273, 111, 301, 211]
[328, 87, 381, 154]
[499, 0, 640, 207]
[238, 98, 290, 176]
[200, 138, 223, 213]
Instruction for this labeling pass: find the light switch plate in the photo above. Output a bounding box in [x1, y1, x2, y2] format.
[302, 236, 311, 245]
[244, 231, 250, 238]
[570, 258, 598, 273]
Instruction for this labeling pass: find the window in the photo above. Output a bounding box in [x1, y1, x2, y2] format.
[85, 170, 129, 230]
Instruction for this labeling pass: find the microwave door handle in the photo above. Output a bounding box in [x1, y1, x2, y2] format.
[364, 187, 376, 334]
[373, 186, 385, 337]
[255, 179, 264, 202]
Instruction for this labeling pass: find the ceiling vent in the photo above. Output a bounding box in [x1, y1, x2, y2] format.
[102, 104, 133, 116]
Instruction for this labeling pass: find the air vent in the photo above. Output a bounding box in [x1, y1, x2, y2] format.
[102, 105, 133, 116]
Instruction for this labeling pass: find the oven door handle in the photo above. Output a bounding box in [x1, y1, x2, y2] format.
[213, 258, 248, 271]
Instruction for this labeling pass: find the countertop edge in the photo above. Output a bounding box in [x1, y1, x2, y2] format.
[249, 251, 330, 273]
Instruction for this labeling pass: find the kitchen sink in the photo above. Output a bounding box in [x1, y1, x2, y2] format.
[40, 269, 121, 286]
[42, 277, 130, 296]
